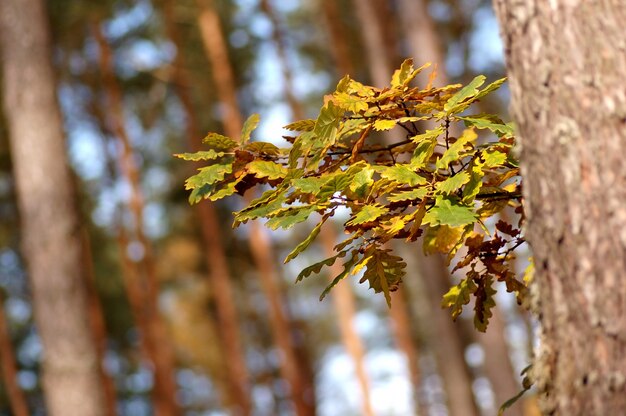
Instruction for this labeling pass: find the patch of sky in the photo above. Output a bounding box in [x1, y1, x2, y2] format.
[6, 297, 31, 324]
[18, 331, 42, 367]
[104, 0, 153, 40]
[428, 0, 453, 22]
[69, 126, 107, 181]
[468, 7, 504, 72]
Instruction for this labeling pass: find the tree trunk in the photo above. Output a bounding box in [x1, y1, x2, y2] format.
[0, 294, 29, 416]
[0, 1, 107, 414]
[80, 229, 118, 416]
[195, 1, 319, 414]
[162, 1, 251, 411]
[492, 1, 626, 414]
[320, 227, 375, 416]
[92, 24, 180, 416]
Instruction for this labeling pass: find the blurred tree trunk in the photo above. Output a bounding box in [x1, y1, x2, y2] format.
[80, 229, 118, 416]
[493, 1, 626, 413]
[352, 2, 483, 415]
[92, 25, 180, 416]
[396, 2, 524, 413]
[320, 1, 355, 78]
[0, 294, 29, 416]
[416, 253, 480, 416]
[0, 1, 107, 414]
[320, 227, 375, 416]
[195, 1, 317, 414]
[162, 1, 251, 412]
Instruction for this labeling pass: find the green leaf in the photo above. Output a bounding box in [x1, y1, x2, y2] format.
[462, 159, 485, 204]
[458, 114, 514, 137]
[292, 176, 327, 194]
[235, 191, 287, 223]
[424, 197, 477, 227]
[442, 277, 477, 319]
[284, 218, 327, 263]
[334, 92, 369, 113]
[284, 119, 316, 132]
[244, 141, 281, 156]
[410, 138, 437, 169]
[316, 173, 354, 200]
[266, 205, 319, 230]
[185, 163, 233, 189]
[379, 165, 427, 187]
[436, 171, 470, 194]
[436, 128, 477, 170]
[296, 251, 347, 283]
[247, 160, 288, 180]
[314, 101, 343, 144]
[319, 250, 360, 300]
[373, 119, 397, 131]
[444, 75, 486, 113]
[482, 149, 508, 167]
[410, 127, 444, 144]
[387, 187, 428, 202]
[349, 166, 375, 198]
[474, 77, 507, 101]
[346, 204, 388, 226]
[202, 133, 239, 150]
[174, 150, 225, 161]
[241, 113, 260, 144]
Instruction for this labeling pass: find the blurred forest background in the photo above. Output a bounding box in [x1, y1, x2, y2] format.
[0, 0, 537, 415]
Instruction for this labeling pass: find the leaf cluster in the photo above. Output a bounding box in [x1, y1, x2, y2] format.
[176, 59, 526, 331]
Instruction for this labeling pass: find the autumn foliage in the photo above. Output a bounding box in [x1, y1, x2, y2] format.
[177, 59, 527, 331]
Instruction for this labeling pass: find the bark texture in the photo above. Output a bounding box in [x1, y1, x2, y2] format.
[493, 1, 626, 414]
[0, 0, 107, 415]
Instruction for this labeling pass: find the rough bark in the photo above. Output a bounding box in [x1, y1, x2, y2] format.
[92, 25, 180, 416]
[0, 295, 29, 416]
[492, 1, 626, 414]
[0, 1, 107, 414]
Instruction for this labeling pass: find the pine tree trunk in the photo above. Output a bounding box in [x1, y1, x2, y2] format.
[162, 1, 250, 411]
[80, 229, 118, 416]
[320, 227, 375, 416]
[0, 295, 29, 416]
[0, 1, 107, 414]
[92, 25, 180, 416]
[493, 1, 626, 413]
[195, 2, 318, 414]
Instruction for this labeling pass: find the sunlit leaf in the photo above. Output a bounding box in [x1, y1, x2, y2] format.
[241, 113, 260, 144]
[444, 75, 486, 114]
[424, 197, 477, 227]
[436, 128, 477, 170]
[202, 132, 239, 150]
[379, 164, 427, 186]
[373, 119, 397, 131]
[346, 204, 388, 226]
[248, 160, 288, 180]
[185, 163, 233, 190]
[284, 119, 316, 132]
[442, 276, 477, 320]
[284, 217, 327, 263]
[174, 150, 225, 161]
[436, 171, 470, 194]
